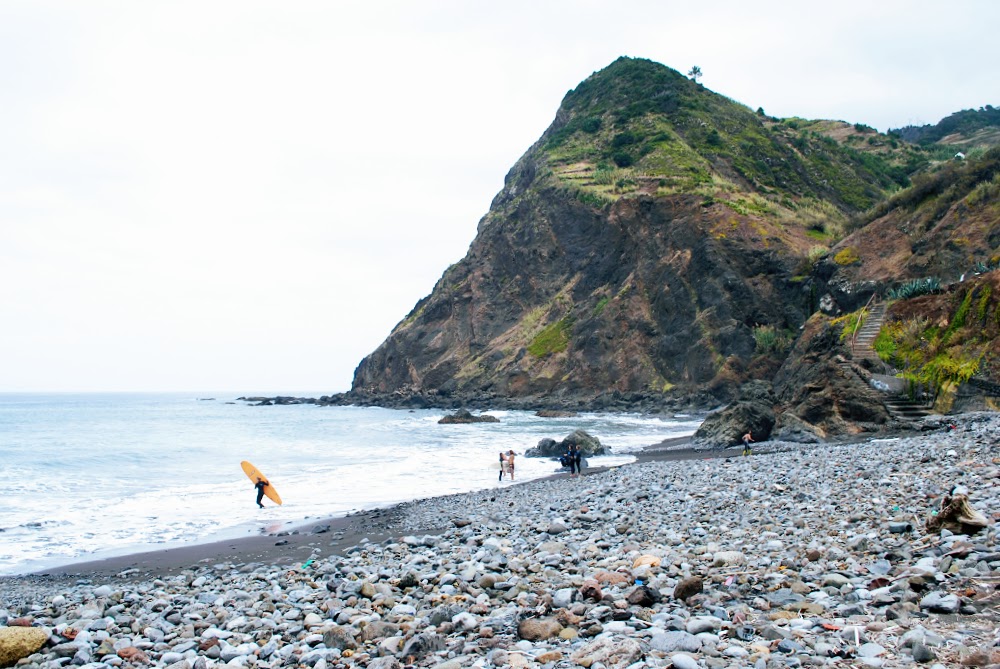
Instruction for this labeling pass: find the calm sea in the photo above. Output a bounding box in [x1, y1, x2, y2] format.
[0, 393, 701, 575]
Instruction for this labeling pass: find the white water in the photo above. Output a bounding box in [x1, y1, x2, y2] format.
[0, 393, 701, 574]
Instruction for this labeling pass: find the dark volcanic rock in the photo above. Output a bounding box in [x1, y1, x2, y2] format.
[438, 409, 500, 424]
[693, 380, 776, 448]
[771, 314, 889, 437]
[535, 409, 579, 417]
[525, 429, 605, 457]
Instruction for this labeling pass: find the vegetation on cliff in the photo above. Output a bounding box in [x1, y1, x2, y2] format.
[541, 57, 917, 225]
[875, 273, 1000, 399]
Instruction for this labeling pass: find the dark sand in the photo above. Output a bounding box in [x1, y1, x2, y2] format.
[13, 435, 742, 583]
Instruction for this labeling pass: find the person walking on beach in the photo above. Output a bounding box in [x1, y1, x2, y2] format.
[254, 478, 269, 508]
[741, 431, 754, 456]
[504, 450, 516, 480]
[498, 451, 506, 481]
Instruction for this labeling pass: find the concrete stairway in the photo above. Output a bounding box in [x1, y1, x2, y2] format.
[848, 301, 934, 421]
[851, 301, 886, 362]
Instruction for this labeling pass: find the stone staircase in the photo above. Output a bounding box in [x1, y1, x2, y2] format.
[848, 301, 935, 422]
[850, 301, 886, 363]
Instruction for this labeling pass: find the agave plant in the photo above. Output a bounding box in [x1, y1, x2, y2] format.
[887, 277, 942, 300]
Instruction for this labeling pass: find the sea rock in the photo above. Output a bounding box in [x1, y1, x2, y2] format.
[526, 430, 605, 457]
[0, 626, 49, 666]
[438, 409, 499, 424]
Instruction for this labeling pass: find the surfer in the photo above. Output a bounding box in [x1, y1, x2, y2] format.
[254, 478, 269, 508]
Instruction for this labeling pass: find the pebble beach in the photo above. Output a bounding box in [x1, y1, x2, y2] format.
[2, 413, 999, 669]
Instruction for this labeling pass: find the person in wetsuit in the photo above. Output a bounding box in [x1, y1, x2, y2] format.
[567, 443, 580, 476]
[254, 478, 269, 508]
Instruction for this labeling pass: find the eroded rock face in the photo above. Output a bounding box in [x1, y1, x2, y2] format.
[351, 185, 809, 405]
[771, 315, 889, 437]
[692, 380, 776, 448]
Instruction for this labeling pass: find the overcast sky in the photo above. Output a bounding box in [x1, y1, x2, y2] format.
[2, 1, 997, 394]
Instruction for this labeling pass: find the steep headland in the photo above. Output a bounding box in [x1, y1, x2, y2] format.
[336, 58, 1000, 435]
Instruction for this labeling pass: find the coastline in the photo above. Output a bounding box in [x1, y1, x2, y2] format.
[3, 420, 997, 668]
[8, 436, 704, 583]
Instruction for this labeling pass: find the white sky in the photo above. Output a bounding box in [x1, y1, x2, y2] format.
[2, 0, 998, 393]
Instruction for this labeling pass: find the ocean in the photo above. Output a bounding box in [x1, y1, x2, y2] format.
[0, 393, 701, 575]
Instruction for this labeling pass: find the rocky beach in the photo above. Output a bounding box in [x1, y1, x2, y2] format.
[2, 413, 999, 669]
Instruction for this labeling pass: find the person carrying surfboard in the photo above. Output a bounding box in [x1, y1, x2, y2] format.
[254, 478, 269, 508]
[241, 460, 282, 507]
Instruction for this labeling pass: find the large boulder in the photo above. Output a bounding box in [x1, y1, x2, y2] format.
[693, 380, 776, 448]
[771, 411, 824, 443]
[525, 429, 605, 457]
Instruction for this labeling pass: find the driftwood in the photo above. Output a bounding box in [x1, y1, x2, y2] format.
[925, 491, 988, 535]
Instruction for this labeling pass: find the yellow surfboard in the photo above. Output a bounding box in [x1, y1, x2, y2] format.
[241, 460, 283, 505]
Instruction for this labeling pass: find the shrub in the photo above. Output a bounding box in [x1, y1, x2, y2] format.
[833, 247, 861, 265]
[611, 131, 638, 148]
[833, 308, 868, 341]
[612, 151, 635, 167]
[752, 325, 790, 354]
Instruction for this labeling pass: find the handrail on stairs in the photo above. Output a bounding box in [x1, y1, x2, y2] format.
[851, 292, 879, 358]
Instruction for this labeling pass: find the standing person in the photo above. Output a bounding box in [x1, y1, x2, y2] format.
[506, 450, 516, 480]
[567, 443, 579, 476]
[741, 431, 754, 456]
[498, 451, 506, 481]
[254, 478, 269, 508]
[573, 444, 583, 476]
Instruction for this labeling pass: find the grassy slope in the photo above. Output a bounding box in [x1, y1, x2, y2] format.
[537, 57, 920, 241]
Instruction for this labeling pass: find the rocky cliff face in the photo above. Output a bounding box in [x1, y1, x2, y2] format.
[354, 185, 809, 405]
[348, 57, 1000, 424]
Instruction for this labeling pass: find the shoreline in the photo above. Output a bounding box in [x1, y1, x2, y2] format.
[0, 428, 911, 583]
[2, 418, 997, 669]
[6, 436, 709, 583]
